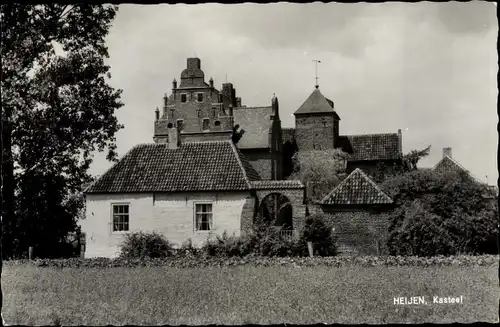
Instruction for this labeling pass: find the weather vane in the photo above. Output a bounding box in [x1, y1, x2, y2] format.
[313, 60, 321, 88]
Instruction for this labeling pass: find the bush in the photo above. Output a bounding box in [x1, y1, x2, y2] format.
[300, 213, 337, 256]
[120, 232, 174, 259]
[201, 231, 258, 257]
[177, 238, 201, 257]
[387, 201, 499, 256]
[16, 254, 499, 269]
[201, 228, 306, 257]
[382, 169, 498, 256]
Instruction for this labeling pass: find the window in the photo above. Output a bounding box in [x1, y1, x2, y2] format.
[197, 93, 204, 102]
[177, 119, 184, 131]
[112, 204, 129, 232]
[195, 203, 213, 231]
[202, 118, 210, 131]
[181, 93, 187, 103]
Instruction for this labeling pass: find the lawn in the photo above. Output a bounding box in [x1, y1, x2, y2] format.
[2, 262, 498, 325]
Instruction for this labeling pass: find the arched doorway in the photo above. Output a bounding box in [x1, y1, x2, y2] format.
[256, 193, 293, 230]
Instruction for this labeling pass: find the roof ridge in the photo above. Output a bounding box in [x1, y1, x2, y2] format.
[229, 141, 252, 189]
[344, 132, 398, 137]
[182, 140, 233, 144]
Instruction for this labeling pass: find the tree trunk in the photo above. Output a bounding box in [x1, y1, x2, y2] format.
[2, 107, 16, 258]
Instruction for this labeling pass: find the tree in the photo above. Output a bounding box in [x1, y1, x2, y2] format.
[288, 149, 348, 203]
[372, 145, 431, 183]
[1, 4, 123, 258]
[381, 169, 498, 255]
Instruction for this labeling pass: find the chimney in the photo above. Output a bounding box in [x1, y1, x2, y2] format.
[167, 123, 180, 149]
[443, 147, 452, 159]
[236, 97, 242, 107]
[222, 83, 233, 102]
[187, 57, 201, 69]
[209, 77, 214, 88]
[172, 78, 177, 89]
[155, 107, 160, 120]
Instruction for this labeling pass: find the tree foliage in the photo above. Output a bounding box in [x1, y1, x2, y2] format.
[1, 4, 123, 258]
[288, 149, 348, 202]
[381, 169, 498, 256]
[372, 145, 431, 183]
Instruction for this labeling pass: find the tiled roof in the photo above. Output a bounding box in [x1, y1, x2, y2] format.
[250, 180, 304, 190]
[432, 156, 483, 184]
[233, 106, 273, 149]
[294, 87, 335, 115]
[86, 141, 261, 194]
[281, 128, 296, 143]
[344, 133, 402, 161]
[321, 168, 393, 205]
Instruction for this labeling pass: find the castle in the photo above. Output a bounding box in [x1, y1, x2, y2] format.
[153, 57, 403, 180]
[83, 57, 404, 257]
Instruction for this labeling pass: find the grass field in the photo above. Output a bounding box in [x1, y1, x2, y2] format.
[2, 262, 499, 325]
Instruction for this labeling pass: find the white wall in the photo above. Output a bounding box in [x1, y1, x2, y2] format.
[83, 192, 249, 258]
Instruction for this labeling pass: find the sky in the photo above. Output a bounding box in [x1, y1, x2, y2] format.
[89, 1, 498, 184]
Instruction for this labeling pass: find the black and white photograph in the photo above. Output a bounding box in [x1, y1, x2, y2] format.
[1, 1, 498, 325]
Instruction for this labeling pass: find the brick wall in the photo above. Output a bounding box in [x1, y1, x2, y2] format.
[240, 149, 272, 180]
[295, 114, 335, 151]
[306, 204, 390, 255]
[181, 131, 233, 143]
[240, 196, 257, 233]
[329, 211, 390, 256]
[83, 191, 250, 258]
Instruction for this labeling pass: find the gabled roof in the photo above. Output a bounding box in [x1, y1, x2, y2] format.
[85, 141, 261, 194]
[233, 106, 273, 149]
[344, 133, 402, 161]
[294, 87, 336, 115]
[321, 168, 393, 205]
[432, 155, 483, 184]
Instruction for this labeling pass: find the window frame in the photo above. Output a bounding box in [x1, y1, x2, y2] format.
[202, 118, 210, 131]
[197, 92, 204, 103]
[193, 202, 214, 232]
[110, 203, 130, 233]
[180, 93, 187, 103]
[176, 119, 184, 132]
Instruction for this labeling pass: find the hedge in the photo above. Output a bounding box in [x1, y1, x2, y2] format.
[5, 254, 498, 269]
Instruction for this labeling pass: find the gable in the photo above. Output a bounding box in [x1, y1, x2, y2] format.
[321, 168, 393, 205]
[433, 156, 483, 184]
[86, 141, 261, 194]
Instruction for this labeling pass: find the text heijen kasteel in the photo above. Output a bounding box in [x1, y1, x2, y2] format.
[393, 296, 464, 305]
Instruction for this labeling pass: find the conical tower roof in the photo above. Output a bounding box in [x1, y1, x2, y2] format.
[294, 87, 335, 115]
